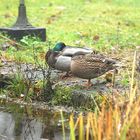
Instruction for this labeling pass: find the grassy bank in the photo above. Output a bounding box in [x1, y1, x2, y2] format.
[0, 0, 140, 49]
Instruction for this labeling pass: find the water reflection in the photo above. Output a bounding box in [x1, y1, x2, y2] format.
[0, 102, 69, 140]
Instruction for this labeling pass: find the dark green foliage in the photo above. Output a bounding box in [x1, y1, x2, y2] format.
[51, 85, 73, 105]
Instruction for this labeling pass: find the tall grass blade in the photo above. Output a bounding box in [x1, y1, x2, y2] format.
[130, 50, 136, 96]
[69, 114, 75, 140]
[60, 110, 66, 140]
[86, 113, 90, 140]
[79, 113, 84, 140]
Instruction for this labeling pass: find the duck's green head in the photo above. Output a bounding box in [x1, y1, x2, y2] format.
[53, 42, 66, 51]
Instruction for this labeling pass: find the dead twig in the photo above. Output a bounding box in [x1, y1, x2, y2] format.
[0, 34, 22, 50]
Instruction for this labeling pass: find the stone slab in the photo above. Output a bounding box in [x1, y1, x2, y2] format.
[0, 27, 46, 41]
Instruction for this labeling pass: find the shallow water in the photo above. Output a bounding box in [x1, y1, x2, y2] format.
[0, 101, 70, 140]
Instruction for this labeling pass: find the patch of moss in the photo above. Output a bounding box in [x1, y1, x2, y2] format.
[51, 85, 73, 106]
[50, 85, 108, 111]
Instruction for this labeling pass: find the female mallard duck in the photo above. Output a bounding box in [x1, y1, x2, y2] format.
[53, 42, 93, 56]
[71, 53, 117, 87]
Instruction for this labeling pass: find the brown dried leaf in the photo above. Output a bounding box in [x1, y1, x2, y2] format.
[93, 35, 100, 41]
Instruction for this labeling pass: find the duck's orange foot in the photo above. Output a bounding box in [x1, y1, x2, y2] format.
[82, 80, 93, 89]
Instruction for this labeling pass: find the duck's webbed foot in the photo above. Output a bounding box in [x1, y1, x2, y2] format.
[83, 79, 93, 89]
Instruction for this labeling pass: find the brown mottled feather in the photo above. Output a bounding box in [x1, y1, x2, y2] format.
[71, 53, 116, 79]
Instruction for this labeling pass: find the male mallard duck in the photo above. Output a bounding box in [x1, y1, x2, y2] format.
[53, 42, 93, 56]
[71, 53, 117, 87]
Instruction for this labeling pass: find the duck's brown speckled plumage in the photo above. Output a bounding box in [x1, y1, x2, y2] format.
[71, 53, 116, 79]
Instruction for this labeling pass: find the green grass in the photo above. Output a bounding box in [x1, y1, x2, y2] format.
[0, 1, 139, 83]
[0, 0, 139, 101]
[0, 0, 140, 50]
[0, 0, 139, 68]
[0, 0, 139, 94]
[0, 1, 139, 98]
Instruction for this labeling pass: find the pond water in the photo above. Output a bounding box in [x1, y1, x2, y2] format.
[0, 100, 70, 140]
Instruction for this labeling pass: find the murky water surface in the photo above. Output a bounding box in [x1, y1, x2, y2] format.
[0, 101, 70, 140]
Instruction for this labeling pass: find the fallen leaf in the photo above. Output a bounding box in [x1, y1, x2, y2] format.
[93, 35, 100, 41]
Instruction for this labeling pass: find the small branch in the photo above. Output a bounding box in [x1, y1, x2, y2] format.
[0, 34, 22, 49]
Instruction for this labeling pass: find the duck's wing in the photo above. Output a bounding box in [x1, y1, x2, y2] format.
[55, 56, 71, 71]
[62, 47, 93, 56]
[86, 54, 115, 63]
[84, 54, 116, 69]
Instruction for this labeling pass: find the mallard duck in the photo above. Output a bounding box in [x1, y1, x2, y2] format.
[45, 42, 94, 77]
[71, 53, 117, 87]
[53, 42, 93, 56]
